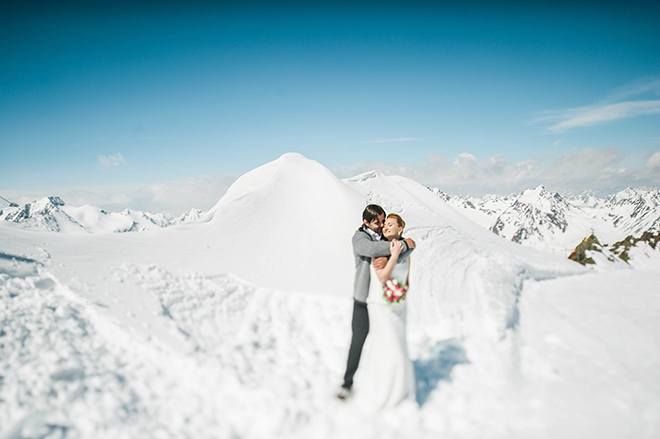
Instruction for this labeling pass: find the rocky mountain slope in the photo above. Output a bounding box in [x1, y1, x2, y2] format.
[435, 185, 660, 259]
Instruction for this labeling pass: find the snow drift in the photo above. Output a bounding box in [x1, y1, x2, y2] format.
[200, 152, 366, 295]
[1, 152, 658, 439]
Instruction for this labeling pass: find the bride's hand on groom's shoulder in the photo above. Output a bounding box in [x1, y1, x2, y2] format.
[390, 240, 404, 257]
[403, 238, 416, 250]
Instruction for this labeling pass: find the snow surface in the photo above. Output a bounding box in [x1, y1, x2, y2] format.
[1, 153, 659, 438]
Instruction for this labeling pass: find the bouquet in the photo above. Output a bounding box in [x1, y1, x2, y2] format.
[382, 278, 408, 303]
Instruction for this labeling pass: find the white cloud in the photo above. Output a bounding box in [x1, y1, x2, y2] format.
[451, 153, 478, 180]
[97, 153, 125, 168]
[646, 151, 660, 174]
[536, 78, 660, 133]
[510, 160, 539, 183]
[3, 174, 237, 215]
[8, 149, 659, 213]
[543, 147, 621, 179]
[334, 147, 658, 196]
[606, 78, 660, 102]
[543, 101, 660, 133]
[143, 174, 236, 213]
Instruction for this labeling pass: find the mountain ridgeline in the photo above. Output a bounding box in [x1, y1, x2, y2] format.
[0, 196, 204, 233]
[430, 185, 660, 265]
[2, 180, 659, 266]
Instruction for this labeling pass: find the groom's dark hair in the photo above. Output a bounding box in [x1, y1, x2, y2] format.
[362, 204, 386, 223]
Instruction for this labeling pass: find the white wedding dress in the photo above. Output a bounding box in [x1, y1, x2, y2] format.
[355, 258, 416, 411]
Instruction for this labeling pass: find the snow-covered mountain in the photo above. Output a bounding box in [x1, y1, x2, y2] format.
[428, 187, 517, 228]
[490, 185, 571, 244]
[8, 182, 657, 262]
[1, 153, 659, 439]
[605, 187, 660, 235]
[0, 196, 204, 233]
[436, 185, 660, 258]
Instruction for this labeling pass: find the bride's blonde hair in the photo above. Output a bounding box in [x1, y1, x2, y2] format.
[387, 213, 405, 229]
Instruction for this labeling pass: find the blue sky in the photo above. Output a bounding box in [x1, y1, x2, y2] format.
[1, 1, 659, 212]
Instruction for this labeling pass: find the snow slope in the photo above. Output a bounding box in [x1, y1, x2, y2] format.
[517, 256, 660, 438]
[1, 153, 659, 439]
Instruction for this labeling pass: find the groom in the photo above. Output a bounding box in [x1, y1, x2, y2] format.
[337, 204, 415, 400]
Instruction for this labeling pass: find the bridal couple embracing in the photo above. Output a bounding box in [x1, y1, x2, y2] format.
[337, 204, 417, 411]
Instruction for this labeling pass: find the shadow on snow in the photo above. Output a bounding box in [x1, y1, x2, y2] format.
[0, 252, 42, 279]
[414, 338, 468, 407]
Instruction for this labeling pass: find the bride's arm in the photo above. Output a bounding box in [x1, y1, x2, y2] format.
[373, 241, 403, 284]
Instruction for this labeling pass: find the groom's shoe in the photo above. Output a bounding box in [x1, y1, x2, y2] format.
[336, 386, 352, 400]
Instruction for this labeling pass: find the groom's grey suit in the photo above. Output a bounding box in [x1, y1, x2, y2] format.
[342, 224, 414, 390]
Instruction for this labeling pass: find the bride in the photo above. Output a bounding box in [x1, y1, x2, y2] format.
[355, 213, 416, 410]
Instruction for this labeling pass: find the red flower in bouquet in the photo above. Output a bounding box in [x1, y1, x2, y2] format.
[382, 278, 408, 303]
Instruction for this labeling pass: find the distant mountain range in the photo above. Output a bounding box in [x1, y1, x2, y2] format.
[2, 183, 659, 263]
[431, 185, 660, 259]
[0, 196, 204, 233]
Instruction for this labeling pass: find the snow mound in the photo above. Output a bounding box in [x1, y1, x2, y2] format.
[184, 153, 367, 295]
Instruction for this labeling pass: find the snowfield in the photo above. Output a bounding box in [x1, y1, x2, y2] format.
[1, 153, 659, 438]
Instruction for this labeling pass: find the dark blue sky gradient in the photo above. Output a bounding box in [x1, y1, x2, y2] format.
[1, 1, 659, 189]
